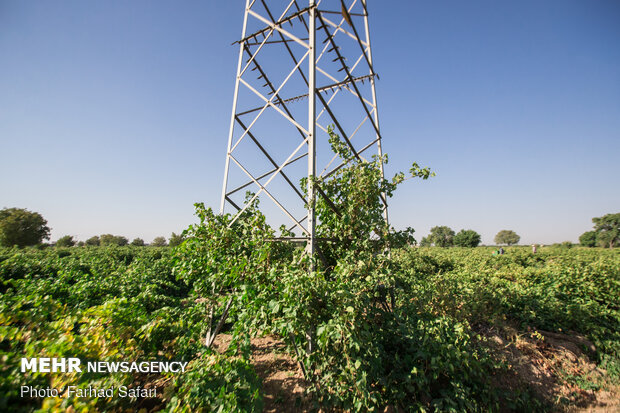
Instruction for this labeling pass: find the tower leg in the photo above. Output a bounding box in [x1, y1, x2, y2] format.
[221, 0, 251, 214]
[307, 0, 316, 263]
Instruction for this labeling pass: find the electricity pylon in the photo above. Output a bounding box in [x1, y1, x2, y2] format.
[220, 0, 386, 259]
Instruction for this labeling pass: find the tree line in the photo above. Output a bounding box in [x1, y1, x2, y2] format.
[419, 227, 520, 247]
[0, 207, 184, 248]
[1, 207, 618, 249]
[56, 233, 185, 248]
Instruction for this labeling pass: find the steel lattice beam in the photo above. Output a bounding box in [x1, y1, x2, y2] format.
[221, 0, 387, 258]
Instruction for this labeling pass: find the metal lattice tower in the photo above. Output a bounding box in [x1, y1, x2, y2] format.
[221, 0, 386, 257]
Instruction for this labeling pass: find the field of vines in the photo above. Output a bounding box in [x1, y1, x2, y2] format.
[1, 221, 618, 412]
[1, 136, 619, 412]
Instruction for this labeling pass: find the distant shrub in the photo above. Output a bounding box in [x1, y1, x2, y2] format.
[100, 234, 129, 246]
[494, 230, 520, 246]
[85, 236, 100, 246]
[151, 236, 167, 247]
[169, 232, 185, 247]
[131, 238, 145, 246]
[56, 235, 76, 247]
[453, 229, 481, 247]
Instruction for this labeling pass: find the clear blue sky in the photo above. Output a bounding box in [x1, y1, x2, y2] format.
[1, 1, 619, 245]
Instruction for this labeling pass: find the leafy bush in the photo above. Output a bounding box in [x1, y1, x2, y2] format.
[131, 237, 145, 246]
[85, 235, 100, 246]
[307, 125, 432, 268]
[169, 232, 185, 247]
[100, 234, 129, 246]
[151, 236, 168, 247]
[454, 229, 481, 247]
[55, 235, 76, 247]
[172, 200, 275, 347]
[166, 354, 263, 412]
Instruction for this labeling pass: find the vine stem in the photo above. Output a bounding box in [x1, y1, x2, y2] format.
[205, 296, 234, 348]
[289, 333, 313, 383]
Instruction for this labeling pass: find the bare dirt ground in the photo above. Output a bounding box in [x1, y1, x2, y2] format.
[250, 335, 312, 412]
[215, 328, 618, 412]
[482, 324, 619, 412]
[213, 333, 312, 412]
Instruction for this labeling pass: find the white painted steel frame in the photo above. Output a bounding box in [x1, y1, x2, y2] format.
[220, 0, 386, 258]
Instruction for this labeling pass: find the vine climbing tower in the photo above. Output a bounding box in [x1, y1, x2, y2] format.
[220, 0, 386, 257]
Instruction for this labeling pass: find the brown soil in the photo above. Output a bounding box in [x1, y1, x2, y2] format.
[213, 333, 312, 412]
[213, 328, 619, 412]
[481, 324, 619, 412]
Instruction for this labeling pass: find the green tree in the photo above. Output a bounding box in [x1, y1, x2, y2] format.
[592, 213, 620, 248]
[579, 231, 597, 247]
[56, 235, 76, 247]
[131, 237, 145, 246]
[453, 229, 481, 247]
[151, 236, 167, 247]
[419, 236, 431, 247]
[85, 235, 100, 246]
[100, 234, 128, 246]
[0, 208, 51, 248]
[99, 234, 115, 246]
[494, 230, 520, 246]
[428, 226, 455, 247]
[169, 232, 185, 247]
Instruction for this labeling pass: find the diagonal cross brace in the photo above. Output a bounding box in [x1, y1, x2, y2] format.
[234, 116, 307, 204]
[315, 91, 361, 162]
[317, 12, 382, 142]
